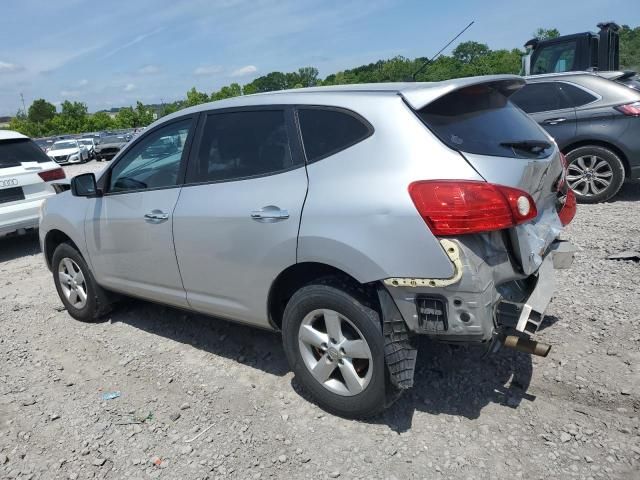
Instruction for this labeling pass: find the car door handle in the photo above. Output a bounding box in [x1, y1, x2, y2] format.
[543, 117, 566, 125]
[250, 206, 290, 222]
[144, 210, 169, 223]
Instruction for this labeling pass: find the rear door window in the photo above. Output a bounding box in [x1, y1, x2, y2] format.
[417, 84, 551, 159]
[560, 83, 598, 107]
[510, 82, 570, 113]
[297, 108, 372, 162]
[0, 138, 52, 168]
[187, 109, 300, 183]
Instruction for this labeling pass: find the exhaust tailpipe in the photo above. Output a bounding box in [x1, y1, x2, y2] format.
[503, 335, 551, 357]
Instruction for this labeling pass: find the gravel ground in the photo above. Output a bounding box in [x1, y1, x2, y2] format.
[1, 162, 639, 479]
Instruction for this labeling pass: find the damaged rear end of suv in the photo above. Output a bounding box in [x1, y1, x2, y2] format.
[289, 75, 578, 417]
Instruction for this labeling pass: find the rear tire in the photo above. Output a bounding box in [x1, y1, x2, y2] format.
[52, 243, 113, 322]
[565, 146, 625, 203]
[282, 281, 388, 418]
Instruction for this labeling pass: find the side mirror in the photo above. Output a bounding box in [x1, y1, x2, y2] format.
[71, 173, 101, 197]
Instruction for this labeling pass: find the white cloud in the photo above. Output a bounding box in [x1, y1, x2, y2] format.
[194, 65, 223, 76]
[60, 89, 81, 97]
[0, 61, 23, 73]
[231, 65, 257, 77]
[124, 83, 136, 92]
[78, 78, 88, 86]
[137, 65, 160, 75]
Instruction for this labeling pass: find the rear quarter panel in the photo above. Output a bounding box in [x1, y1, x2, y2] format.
[298, 95, 484, 282]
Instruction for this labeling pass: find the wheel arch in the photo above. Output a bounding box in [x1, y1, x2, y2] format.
[44, 229, 81, 270]
[267, 262, 379, 331]
[562, 140, 631, 177]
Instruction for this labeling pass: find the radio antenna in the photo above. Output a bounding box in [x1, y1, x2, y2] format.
[411, 20, 475, 81]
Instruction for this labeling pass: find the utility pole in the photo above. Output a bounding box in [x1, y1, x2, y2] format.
[20, 93, 26, 116]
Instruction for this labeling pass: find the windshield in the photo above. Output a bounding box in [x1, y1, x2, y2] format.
[51, 141, 78, 150]
[416, 84, 552, 159]
[101, 136, 125, 144]
[0, 138, 52, 167]
[78, 139, 93, 146]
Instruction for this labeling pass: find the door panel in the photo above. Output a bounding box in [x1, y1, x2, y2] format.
[530, 108, 577, 149]
[173, 169, 307, 326]
[84, 116, 196, 307]
[85, 189, 187, 307]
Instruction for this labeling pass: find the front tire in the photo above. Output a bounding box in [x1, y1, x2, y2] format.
[565, 146, 625, 203]
[282, 281, 388, 418]
[52, 243, 113, 322]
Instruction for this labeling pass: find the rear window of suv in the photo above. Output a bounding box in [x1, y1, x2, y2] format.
[297, 108, 372, 162]
[416, 84, 552, 159]
[0, 138, 52, 168]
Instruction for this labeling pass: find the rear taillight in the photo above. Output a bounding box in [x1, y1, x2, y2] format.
[558, 189, 576, 226]
[614, 101, 640, 116]
[38, 168, 66, 182]
[408, 180, 538, 236]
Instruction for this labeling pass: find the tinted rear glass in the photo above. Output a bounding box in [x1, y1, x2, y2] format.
[0, 138, 51, 168]
[416, 85, 551, 159]
[510, 83, 569, 113]
[297, 108, 371, 162]
[561, 83, 598, 107]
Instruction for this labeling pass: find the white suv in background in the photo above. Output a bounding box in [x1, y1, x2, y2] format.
[0, 130, 66, 237]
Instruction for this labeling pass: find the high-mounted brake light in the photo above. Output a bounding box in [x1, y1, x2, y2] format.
[614, 102, 640, 117]
[408, 180, 538, 236]
[558, 189, 576, 226]
[38, 168, 66, 182]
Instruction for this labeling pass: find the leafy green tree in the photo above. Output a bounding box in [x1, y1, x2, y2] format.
[59, 101, 88, 133]
[28, 99, 56, 124]
[453, 41, 491, 64]
[620, 25, 640, 70]
[135, 101, 155, 126]
[243, 72, 288, 93]
[212, 83, 242, 100]
[84, 111, 114, 131]
[114, 107, 136, 128]
[533, 28, 561, 40]
[185, 87, 210, 107]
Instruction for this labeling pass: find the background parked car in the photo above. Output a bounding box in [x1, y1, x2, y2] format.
[94, 135, 129, 161]
[0, 130, 65, 237]
[46, 139, 89, 165]
[511, 71, 640, 203]
[77, 138, 97, 160]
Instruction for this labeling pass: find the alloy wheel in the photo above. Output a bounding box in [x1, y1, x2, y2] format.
[58, 257, 88, 309]
[566, 155, 613, 196]
[298, 309, 373, 396]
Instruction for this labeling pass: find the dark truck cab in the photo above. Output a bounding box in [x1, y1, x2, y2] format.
[522, 22, 621, 76]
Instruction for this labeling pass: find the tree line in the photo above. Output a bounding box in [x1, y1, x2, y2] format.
[7, 25, 640, 138]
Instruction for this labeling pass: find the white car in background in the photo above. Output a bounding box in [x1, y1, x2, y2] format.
[1, 130, 66, 237]
[77, 138, 97, 160]
[47, 139, 89, 164]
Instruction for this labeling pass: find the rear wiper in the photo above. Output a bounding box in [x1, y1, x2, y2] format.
[500, 140, 552, 153]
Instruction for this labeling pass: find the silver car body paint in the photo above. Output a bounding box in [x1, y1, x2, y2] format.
[39, 75, 570, 340]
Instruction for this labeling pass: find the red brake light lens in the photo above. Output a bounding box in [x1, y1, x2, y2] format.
[558, 189, 576, 226]
[408, 180, 538, 236]
[38, 168, 66, 182]
[615, 102, 640, 116]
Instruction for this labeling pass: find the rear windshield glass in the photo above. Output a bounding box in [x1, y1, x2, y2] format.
[416, 85, 552, 159]
[0, 138, 51, 167]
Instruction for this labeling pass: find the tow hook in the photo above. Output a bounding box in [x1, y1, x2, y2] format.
[502, 335, 551, 357]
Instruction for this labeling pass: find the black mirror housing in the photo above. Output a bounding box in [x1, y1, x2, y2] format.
[71, 173, 101, 197]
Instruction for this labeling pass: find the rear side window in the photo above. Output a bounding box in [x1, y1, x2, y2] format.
[187, 110, 299, 183]
[297, 108, 371, 162]
[417, 85, 551, 159]
[510, 83, 570, 113]
[0, 139, 51, 168]
[561, 83, 598, 107]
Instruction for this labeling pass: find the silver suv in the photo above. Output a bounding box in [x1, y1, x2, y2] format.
[40, 75, 577, 418]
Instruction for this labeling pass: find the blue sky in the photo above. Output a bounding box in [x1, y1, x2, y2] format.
[0, 0, 638, 115]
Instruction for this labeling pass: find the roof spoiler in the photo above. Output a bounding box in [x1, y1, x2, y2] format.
[399, 75, 526, 110]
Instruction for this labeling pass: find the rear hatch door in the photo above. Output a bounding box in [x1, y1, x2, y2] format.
[407, 78, 564, 274]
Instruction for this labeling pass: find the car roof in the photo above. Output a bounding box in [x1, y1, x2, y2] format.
[0, 130, 28, 141]
[156, 74, 524, 127]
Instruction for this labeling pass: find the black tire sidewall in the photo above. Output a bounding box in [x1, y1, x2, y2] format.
[282, 284, 386, 419]
[51, 243, 101, 322]
[565, 146, 625, 203]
